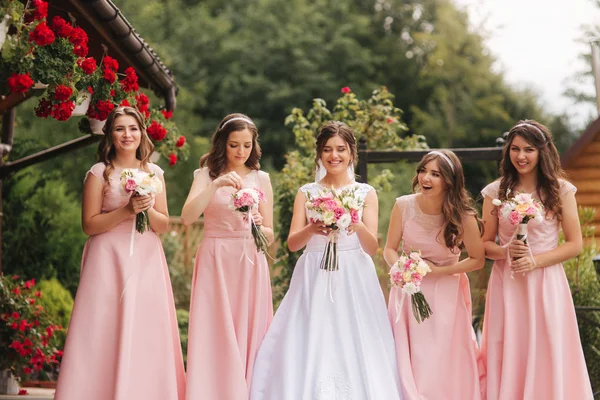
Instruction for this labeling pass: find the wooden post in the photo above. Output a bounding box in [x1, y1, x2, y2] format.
[0, 108, 16, 274]
[357, 136, 368, 183]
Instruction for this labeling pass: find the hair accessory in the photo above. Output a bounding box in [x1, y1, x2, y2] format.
[221, 117, 255, 129]
[513, 122, 546, 142]
[428, 150, 454, 173]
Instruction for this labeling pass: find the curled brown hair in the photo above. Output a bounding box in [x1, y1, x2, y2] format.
[498, 119, 566, 220]
[411, 150, 482, 250]
[315, 121, 358, 172]
[200, 113, 261, 180]
[96, 106, 154, 182]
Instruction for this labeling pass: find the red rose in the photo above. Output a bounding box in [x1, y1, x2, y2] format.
[176, 136, 185, 147]
[147, 121, 167, 141]
[32, 0, 48, 20]
[24, 278, 36, 289]
[51, 16, 72, 37]
[51, 101, 75, 121]
[33, 320, 40, 327]
[29, 23, 55, 46]
[12, 287, 20, 295]
[68, 27, 88, 47]
[161, 110, 173, 119]
[35, 290, 42, 298]
[120, 99, 131, 107]
[7, 73, 34, 93]
[103, 68, 116, 84]
[168, 153, 177, 166]
[102, 55, 119, 72]
[341, 86, 351, 94]
[78, 57, 97, 75]
[18, 319, 29, 332]
[53, 85, 73, 102]
[11, 312, 20, 319]
[10, 322, 18, 329]
[28, 298, 36, 304]
[73, 43, 88, 57]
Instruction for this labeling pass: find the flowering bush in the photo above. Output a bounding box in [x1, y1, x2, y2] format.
[0, 274, 63, 381]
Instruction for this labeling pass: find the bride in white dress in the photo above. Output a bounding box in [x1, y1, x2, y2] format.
[250, 122, 402, 400]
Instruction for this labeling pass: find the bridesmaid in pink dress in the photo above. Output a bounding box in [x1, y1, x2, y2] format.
[385, 150, 486, 400]
[181, 113, 274, 399]
[55, 107, 185, 400]
[480, 120, 592, 399]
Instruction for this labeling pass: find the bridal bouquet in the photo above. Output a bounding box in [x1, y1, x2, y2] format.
[389, 251, 432, 323]
[493, 191, 544, 248]
[305, 187, 363, 272]
[229, 188, 269, 254]
[120, 168, 163, 234]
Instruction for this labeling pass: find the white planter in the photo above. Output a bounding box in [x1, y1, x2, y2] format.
[0, 370, 19, 395]
[33, 81, 48, 90]
[72, 92, 91, 116]
[89, 117, 106, 135]
[0, 14, 9, 50]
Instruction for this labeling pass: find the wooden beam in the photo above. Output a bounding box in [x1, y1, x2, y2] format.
[0, 134, 102, 179]
[0, 91, 36, 115]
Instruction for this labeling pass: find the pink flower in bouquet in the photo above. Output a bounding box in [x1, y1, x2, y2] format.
[350, 209, 359, 224]
[124, 178, 137, 194]
[508, 210, 521, 226]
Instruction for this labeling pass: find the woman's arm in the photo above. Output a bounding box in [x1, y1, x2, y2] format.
[512, 190, 583, 273]
[287, 190, 331, 252]
[428, 214, 485, 275]
[482, 195, 505, 261]
[147, 174, 170, 234]
[350, 189, 379, 256]
[383, 200, 404, 267]
[82, 175, 135, 236]
[256, 172, 275, 245]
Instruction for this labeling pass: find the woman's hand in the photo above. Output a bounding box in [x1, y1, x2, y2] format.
[128, 194, 153, 215]
[307, 221, 334, 237]
[249, 208, 263, 226]
[212, 171, 243, 190]
[347, 221, 365, 236]
[508, 239, 530, 259]
[511, 256, 537, 274]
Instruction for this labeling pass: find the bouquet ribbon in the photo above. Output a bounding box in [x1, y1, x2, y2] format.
[239, 212, 255, 265]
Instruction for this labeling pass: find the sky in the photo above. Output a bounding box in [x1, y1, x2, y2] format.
[453, 0, 600, 129]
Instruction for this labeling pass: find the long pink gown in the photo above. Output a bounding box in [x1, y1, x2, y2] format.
[480, 179, 592, 399]
[55, 162, 185, 400]
[185, 168, 273, 400]
[388, 194, 484, 400]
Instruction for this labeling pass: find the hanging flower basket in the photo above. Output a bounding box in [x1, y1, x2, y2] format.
[0, 14, 9, 50]
[71, 92, 91, 116]
[89, 117, 105, 134]
[0, 370, 19, 395]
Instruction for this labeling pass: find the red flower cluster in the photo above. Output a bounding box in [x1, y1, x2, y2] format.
[53, 85, 73, 102]
[51, 101, 75, 121]
[176, 136, 186, 148]
[78, 57, 97, 75]
[7, 73, 35, 94]
[51, 16, 72, 38]
[69, 26, 88, 57]
[169, 153, 177, 166]
[161, 109, 173, 119]
[35, 98, 52, 118]
[121, 67, 139, 93]
[147, 121, 167, 141]
[101, 55, 119, 84]
[88, 99, 115, 121]
[341, 86, 351, 94]
[136, 93, 150, 118]
[32, 0, 48, 20]
[29, 22, 55, 46]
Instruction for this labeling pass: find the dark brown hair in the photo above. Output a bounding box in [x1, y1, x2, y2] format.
[498, 119, 566, 220]
[315, 121, 358, 172]
[200, 113, 261, 180]
[411, 150, 482, 250]
[96, 106, 154, 182]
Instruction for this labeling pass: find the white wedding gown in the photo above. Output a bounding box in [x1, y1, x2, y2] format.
[250, 182, 403, 400]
